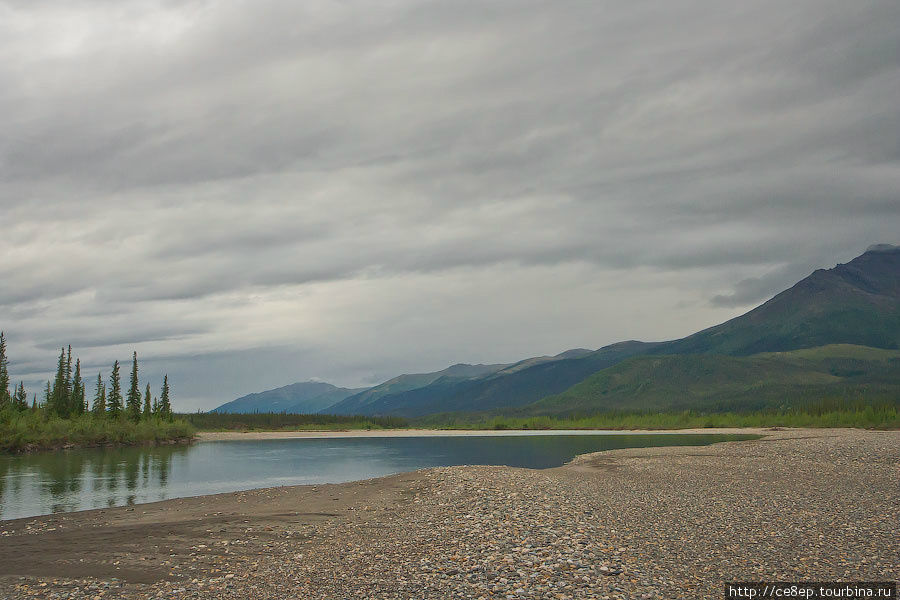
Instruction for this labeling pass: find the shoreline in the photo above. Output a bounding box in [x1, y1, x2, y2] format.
[197, 426, 771, 441]
[2, 428, 897, 599]
[0, 429, 765, 523]
[2, 436, 195, 455]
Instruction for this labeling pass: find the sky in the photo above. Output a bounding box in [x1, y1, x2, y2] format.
[2, 1, 898, 411]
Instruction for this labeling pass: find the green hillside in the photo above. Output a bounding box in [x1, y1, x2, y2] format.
[658, 246, 900, 356]
[525, 344, 900, 416]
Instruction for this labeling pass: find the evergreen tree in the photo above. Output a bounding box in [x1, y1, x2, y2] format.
[92, 373, 107, 415]
[71, 358, 85, 415]
[152, 395, 159, 416]
[126, 352, 141, 421]
[44, 380, 52, 406]
[159, 374, 173, 421]
[142, 383, 152, 419]
[107, 360, 123, 418]
[0, 331, 10, 409]
[64, 345, 73, 401]
[50, 347, 68, 417]
[14, 381, 28, 411]
[31, 394, 37, 411]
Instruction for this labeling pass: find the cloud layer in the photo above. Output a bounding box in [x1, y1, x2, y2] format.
[2, 0, 898, 409]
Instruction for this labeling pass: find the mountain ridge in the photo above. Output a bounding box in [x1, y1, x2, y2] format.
[656, 245, 900, 356]
[212, 245, 899, 417]
[326, 362, 511, 415]
[351, 245, 899, 417]
[211, 381, 368, 414]
[337, 341, 659, 418]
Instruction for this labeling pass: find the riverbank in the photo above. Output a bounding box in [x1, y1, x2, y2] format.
[198, 426, 769, 441]
[1, 428, 897, 599]
[6, 436, 195, 455]
[0, 410, 196, 454]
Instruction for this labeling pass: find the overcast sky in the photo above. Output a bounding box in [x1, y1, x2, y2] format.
[2, 1, 898, 411]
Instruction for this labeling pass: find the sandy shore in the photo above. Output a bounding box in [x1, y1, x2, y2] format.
[198, 427, 769, 441]
[1, 428, 897, 599]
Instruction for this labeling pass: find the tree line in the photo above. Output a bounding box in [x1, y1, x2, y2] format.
[0, 332, 173, 421]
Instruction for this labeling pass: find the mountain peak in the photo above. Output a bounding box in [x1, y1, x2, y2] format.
[665, 245, 900, 355]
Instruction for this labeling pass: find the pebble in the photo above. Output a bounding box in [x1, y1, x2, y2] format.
[2, 429, 898, 599]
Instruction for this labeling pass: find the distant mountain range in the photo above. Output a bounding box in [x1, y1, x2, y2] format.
[327, 346, 642, 418]
[210, 381, 366, 414]
[211, 244, 900, 417]
[326, 362, 510, 415]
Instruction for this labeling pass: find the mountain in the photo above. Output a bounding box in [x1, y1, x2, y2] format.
[340, 343, 658, 418]
[489, 349, 593, 377]
[215, 245, 899, 418]
[658, 244, 900, 356]
[211, 381, 368, 414]
[526, 344, 900, 416]
[345, 244, 900, 418]
[327, 363, 510, 415]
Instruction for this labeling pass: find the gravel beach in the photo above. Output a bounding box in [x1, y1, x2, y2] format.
[1, 428, 897, 599]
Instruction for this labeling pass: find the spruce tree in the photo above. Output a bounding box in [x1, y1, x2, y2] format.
[159, 374, 173, 421]
[107, 360, 123, 418]
[142, 383, 152, 419]
[0, 331, 10, 409]
[92, 373, 107, 415]
[126, 352, 141, 422]
[31, 395, 37, 411]
[14, 381, 28, 411]
[44, 380, 52, 406]
[152, 395, 159, 416]
[72, 358, 85, 415]
[50, 348, 68, 417]
[64, 345, 73, 402]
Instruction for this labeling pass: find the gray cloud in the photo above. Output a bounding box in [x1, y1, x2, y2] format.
[1, 0, 898, 409]
[711, 263, 819, 309]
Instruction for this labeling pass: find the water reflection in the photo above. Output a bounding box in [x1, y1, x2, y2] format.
[0, 459, 7, 510]
[1, 445, 187, 520]
[1, 433, 757, 521]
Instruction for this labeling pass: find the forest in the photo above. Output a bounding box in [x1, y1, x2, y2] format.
[0, 332, 194, 453]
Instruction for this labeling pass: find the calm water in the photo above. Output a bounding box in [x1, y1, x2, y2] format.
[0, 433, 756, 521]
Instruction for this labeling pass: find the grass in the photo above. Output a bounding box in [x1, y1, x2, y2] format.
[0, 408, 196, 453]
[179, 411, 409, 432]
[762, 343, 900, 361]
[182, 399, 900, 433]
[420, 402, 900, 431]
[526, 345, 900, 416]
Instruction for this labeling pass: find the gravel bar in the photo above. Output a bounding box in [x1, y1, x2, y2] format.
[1, 428, 897, 599]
